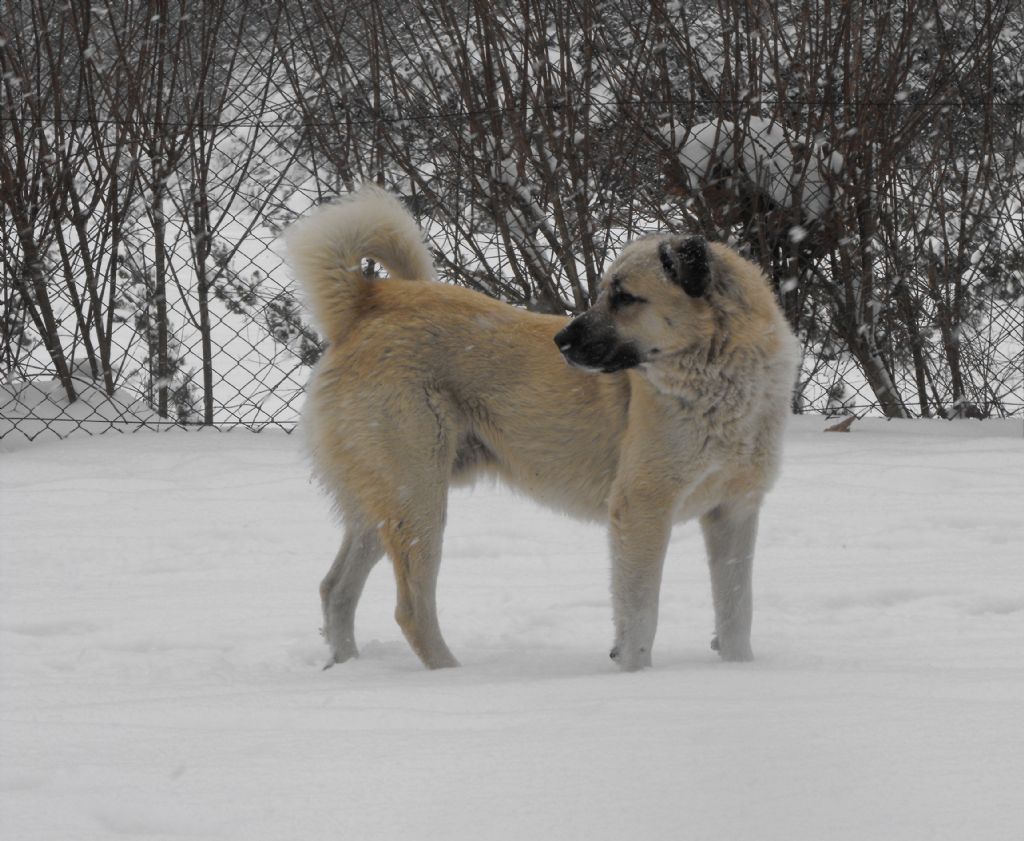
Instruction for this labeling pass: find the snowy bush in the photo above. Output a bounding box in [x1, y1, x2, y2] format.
[1, 0, 1021, 433]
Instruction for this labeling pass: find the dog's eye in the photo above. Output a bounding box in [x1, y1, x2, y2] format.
[611, 290, 645, 309]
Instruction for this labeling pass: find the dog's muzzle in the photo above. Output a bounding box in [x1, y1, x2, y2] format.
[554, 318, 641, 374]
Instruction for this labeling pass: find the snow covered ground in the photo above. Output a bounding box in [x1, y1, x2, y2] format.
[2, 417, 1022, 840]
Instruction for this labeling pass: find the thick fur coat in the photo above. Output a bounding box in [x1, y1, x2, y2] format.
[287, 186, 799, 670]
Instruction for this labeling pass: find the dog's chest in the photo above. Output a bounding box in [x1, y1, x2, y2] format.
[668, 424, 773, 520]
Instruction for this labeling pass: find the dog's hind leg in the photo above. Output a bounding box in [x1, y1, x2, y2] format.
[380, 493, 459, 669]
[321, 524, 385, 667]
[701, 502, 760, 662]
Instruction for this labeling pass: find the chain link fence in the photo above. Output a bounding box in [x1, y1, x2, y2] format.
[3, 1, 1023, 441]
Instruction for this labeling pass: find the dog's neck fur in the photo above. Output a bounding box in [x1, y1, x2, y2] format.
[641, 340, 758, 421]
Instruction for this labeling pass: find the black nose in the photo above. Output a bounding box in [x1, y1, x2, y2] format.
[554, 320, 582, 352]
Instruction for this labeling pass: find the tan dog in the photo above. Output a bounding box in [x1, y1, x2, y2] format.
[287, 186, 799, 670]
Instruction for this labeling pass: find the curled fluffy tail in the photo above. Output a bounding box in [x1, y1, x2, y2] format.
[286, 185, 435, 342]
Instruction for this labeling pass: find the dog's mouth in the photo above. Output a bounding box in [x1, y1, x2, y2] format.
[558, 342, 642, 374]
[559, 354, 606, 374]
[554, 316, 643, 374]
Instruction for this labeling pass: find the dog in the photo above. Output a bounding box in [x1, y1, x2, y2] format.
[287, 186, 799, 670]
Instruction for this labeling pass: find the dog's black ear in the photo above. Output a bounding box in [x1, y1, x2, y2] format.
[658, 236, 710, 298]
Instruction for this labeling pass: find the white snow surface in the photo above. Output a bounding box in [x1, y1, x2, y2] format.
[0, 371, 161, 441]
[2, 417, 1023, 840]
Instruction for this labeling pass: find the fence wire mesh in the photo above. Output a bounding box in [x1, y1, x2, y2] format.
[3, 1, 1023, 441]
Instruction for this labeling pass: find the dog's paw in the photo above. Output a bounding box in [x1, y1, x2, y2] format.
[610, 644, 651, 671]
[322, 645, 359, 670]
[713, 635, 754, 662]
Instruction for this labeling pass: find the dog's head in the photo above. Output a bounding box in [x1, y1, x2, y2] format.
[554, 235, 719, 373]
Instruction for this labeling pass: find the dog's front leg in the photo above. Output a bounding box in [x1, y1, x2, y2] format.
[700, 502, 760, 661]
[608, 489, 674, 671]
